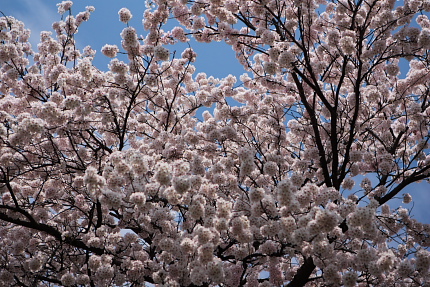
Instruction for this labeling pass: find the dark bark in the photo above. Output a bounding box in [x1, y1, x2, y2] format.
[286, 256, 316, 287]
[0, 210, 104, 255]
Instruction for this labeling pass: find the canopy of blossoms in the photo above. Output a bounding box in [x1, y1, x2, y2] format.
[0, 0, 430, 286]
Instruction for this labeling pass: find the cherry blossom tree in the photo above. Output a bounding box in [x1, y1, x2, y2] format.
[1, 0, 430, 286]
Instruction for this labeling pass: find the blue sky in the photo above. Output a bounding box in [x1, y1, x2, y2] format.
[2, 1, 429, 223]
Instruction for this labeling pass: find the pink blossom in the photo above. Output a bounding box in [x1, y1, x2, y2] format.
[154, 45, 170, 61]
[101, 44, 119, 58]
[57, 1, 73, 14]
[60, 273, 75, 286]
[118, 8, 132, 23]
